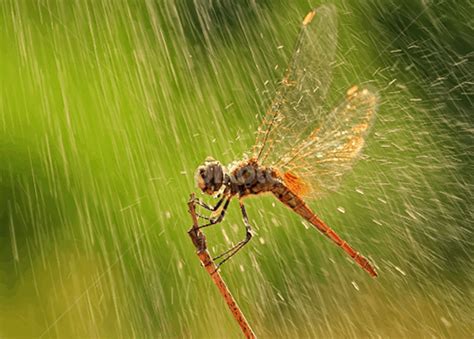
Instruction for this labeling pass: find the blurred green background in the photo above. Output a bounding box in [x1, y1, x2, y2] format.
[0, 0, 472, 337]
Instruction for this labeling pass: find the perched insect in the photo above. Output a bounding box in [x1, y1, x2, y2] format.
[193, 5, 378, 277]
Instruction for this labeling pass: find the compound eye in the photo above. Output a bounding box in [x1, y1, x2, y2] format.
[196, 174, 206, 190]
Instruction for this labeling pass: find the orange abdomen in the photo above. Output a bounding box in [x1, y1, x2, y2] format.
[272, 184, 378, 277]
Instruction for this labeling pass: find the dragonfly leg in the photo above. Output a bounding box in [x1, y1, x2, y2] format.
[193, 196, 225, 211]
[197, 197, 231, 229]
[213, 201, 253, 267]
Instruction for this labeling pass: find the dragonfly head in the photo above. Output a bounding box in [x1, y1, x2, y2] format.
[195, 157, 225, 196]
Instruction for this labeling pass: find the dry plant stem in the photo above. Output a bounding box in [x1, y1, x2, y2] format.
[188, 193, 256, 339]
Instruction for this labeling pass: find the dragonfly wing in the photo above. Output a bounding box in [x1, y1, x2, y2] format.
[252, 5, 338, 165]
[276, 86, 379, 199]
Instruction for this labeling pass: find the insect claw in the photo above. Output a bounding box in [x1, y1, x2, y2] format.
[210, 263, 221, 275]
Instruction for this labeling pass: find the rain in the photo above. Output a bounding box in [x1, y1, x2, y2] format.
[0, 0, 472, 337]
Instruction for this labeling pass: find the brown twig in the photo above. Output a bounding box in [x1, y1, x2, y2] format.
[187, 193, 256, 339]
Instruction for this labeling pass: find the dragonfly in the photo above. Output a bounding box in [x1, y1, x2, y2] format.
[193, 5, 378, 277]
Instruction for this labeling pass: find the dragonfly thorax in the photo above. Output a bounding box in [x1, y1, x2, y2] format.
[227, 159, 282, 197]
[196, 157, 282, 197]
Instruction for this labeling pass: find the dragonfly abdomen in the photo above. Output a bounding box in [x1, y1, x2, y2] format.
[272, 184, 338, 240]
[272, 183, 378, 277]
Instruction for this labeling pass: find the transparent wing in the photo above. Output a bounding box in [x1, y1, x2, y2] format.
[252, 5, 338, 164]
[275, 86, 378, 199]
